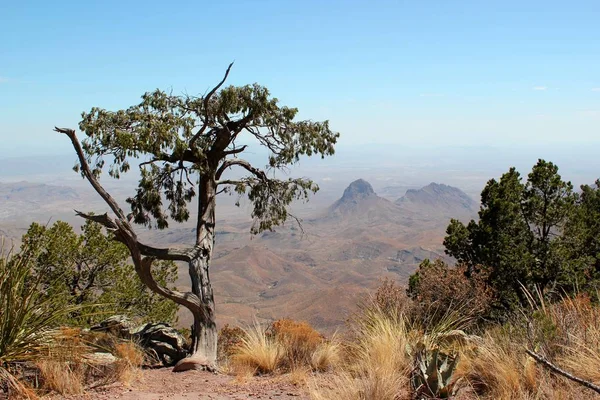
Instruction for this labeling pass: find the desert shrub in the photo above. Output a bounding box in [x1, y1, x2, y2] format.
[21, 220, 179, 326]
[267, 319, 323, 369]
[371, 277, 412, 320]
[217, 324, 245, 362]
[408, 259, 494, 330]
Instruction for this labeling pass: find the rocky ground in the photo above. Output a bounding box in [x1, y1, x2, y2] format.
[51, 369, 312, 400]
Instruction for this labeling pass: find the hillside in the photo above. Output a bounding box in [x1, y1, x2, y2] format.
[1, 178, 461, 332]
[395, 182, 478, 217]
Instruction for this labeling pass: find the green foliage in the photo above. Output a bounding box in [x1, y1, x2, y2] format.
[76, 79, 339, 232]
[443, 159, 596, 314]
[20, 220, 178, 326]
[411, 345, 460, 399]
[562, 180, 600, 287]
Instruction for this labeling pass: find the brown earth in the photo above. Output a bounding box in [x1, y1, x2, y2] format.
[1, 178, 477, 334]
[50, 369, 313, 400]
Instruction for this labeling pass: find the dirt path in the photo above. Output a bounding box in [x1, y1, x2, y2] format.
[55, 369, 312, 400]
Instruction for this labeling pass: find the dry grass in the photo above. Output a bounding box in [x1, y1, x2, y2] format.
[310, 335, 342, 372]
[452, 293, 600, 399]
[112, 341, 145, 386]
[36, 327, 91, 395]
[36, 360, 86, 395]
[287, 365, 311, 386]
[231, 322, 283, 374]
[310, 306, 414, 400]
[34, 328, 144, 395]
[310, 285, 600, 400]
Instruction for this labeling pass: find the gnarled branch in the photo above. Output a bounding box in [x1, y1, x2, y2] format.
[215, 159, 268, 182]
[59, 129, 209, 320]
[526, 349, 600, 394]
[189, 62, 234, 149]
[56, 127, 127, 223]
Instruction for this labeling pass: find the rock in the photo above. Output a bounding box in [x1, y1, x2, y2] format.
[173, 355, 215, 373]
[91, 316, 189, 366]
[91, 315, 137, 338]
[85, 352, 118, 365]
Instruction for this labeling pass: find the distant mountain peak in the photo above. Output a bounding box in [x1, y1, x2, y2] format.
[326, 178, 399, 219]
[339, 179, 375, 203]
[396, 182, 477, 215]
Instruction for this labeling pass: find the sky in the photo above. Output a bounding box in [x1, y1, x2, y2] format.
[1, 0, 600, 157]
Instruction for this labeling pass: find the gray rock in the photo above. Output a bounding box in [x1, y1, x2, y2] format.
[91, 316, 189, 366]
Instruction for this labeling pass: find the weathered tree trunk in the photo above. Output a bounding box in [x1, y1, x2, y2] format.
[174, 172, 219, 371]
[182, 255, 217, 370]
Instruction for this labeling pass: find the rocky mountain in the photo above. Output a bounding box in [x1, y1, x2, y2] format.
[395, 182, 478, 216]
[0, 177, 463, 332]
[326, 179, 403, 221]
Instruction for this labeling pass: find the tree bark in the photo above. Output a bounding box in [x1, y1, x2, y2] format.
[174, 171, 219, 371]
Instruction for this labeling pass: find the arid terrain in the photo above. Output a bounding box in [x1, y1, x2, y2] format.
[49, 369, 312, 400]
[0, 172, 478, 332]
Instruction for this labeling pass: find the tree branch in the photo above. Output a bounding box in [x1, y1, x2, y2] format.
[223, 144, 248, 156]
[74, 210, 206, 316]
[55, 127, 127, 222]
[57, 130, 208, 318]
[189, 62, 234, 148]
[525, 349, 600, 394]
[215, 159, 267, 181]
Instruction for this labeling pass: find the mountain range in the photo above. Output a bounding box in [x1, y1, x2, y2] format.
[0, 178, 478, 331]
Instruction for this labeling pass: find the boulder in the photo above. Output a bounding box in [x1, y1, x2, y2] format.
[91, 316, 189, 366]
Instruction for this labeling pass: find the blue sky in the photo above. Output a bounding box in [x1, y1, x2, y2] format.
[1, 0, 600, 156]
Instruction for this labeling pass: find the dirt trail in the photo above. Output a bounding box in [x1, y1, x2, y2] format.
[54, 369, 311, 400]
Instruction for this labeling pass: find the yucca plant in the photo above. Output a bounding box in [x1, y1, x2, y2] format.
[411, 344, 460, 399]
[0, 239, 72, 397]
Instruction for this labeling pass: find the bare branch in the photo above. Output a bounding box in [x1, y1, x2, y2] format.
[216, 179, 244, 187]
[189, 62, 234, 148]
[223, 144, 248, 156]
[215, 159, 267, 181]
[525, 349, 600, 394]
[137, 257, 207, 320]
[138, 242, 202, 263]
[55, 127, 127, 222]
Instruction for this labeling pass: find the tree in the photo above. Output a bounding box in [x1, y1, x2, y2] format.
[21, 220, 178, 326]
[55, 64, 339, 370]
[443, 160, 576, 312]
[561, 181, 600, 289]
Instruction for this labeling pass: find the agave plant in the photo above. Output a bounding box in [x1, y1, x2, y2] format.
[411, 344, 460, 399]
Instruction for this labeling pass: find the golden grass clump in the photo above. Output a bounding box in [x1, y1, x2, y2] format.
[310, 306, 413, 400]
[231, 322, 283, 374]
[310, 335, 342, 372]
[36, 327, 92, 395]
